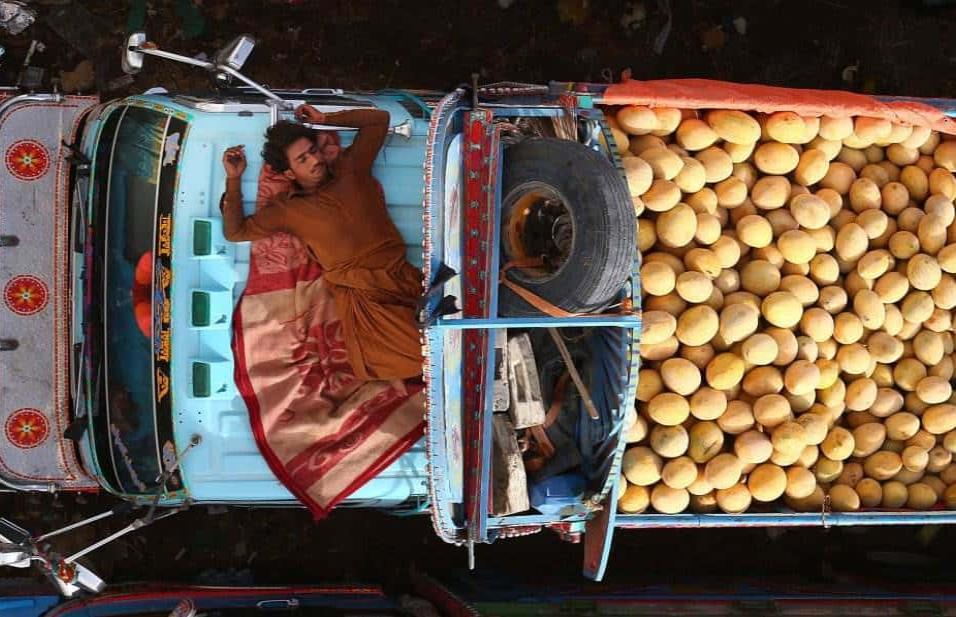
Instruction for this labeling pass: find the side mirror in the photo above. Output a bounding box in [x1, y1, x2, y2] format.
[122, 31, 147, 75]
[214, 35, 255, 71]
[0, 517, 105, 597]
[52, 561, 106, 597]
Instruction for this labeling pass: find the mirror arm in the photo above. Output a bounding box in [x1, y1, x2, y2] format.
[217, 65, 291, 108]
[126, 37, 291, 109]
[62, 507, 184, 565]
[34, 506, 128, 543]
[132, 46, 214, 70]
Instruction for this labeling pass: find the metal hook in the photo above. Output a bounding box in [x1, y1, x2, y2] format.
[389, 119, 413, 140]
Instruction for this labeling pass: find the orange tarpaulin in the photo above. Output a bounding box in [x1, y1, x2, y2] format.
[602, 78, 956, 136]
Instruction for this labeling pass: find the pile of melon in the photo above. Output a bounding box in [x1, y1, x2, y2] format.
[609, 104, 956, 515]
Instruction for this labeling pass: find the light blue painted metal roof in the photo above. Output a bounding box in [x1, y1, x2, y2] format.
[136, 94, 429, 505]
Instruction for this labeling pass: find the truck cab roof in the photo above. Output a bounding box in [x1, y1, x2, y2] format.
[77, 92, 431, 506]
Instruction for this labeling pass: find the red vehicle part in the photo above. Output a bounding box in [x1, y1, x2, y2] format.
[461, 109, 497, 548]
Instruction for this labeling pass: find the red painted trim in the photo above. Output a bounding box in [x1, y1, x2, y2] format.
[461, 110, 495, 537]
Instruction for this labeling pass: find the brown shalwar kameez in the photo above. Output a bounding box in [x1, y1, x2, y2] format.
[221, 109, 423, 380]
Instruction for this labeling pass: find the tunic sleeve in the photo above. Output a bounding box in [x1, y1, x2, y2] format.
[220, 176, 289, 241]
[324, 109, 389, 173]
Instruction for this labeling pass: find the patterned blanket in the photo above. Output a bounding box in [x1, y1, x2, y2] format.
[231, 154, 424, 519]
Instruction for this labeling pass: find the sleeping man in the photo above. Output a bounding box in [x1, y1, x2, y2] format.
[220, 104, 422, 381]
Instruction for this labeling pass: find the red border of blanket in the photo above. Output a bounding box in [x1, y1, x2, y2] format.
[231, 307, 424, 520]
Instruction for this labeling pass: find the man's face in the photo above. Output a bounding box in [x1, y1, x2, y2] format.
[283, 136, 327, 188]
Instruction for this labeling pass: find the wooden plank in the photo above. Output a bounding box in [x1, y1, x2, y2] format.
[506, 333, 546, 429]
[491, 414, 529, 516]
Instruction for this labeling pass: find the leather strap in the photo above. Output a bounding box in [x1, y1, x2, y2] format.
[527, 425, 555, 467]
[543, 372, 570, 429]
[499, 258, 580, 318]
[499, 258, 634, 318]
[500, 277, 580, 318]
[522, 371, 570, 472]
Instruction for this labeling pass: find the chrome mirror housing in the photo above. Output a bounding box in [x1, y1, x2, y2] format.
[214, 35, 255, 71]
[122, 31, 147, 74]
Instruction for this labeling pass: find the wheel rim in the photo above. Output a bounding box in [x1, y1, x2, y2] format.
[504, 183, 574, 282]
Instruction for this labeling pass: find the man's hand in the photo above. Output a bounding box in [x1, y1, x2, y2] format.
[223, 145, 246, 179]
[295, 104, 326, 125]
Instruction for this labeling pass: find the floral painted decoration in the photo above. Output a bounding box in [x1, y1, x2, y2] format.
[5, 139, 50, 181]
[5, 408, 49, 449]
[3, 275, 49, 316]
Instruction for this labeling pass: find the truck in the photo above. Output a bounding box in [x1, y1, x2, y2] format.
[0, 33, 639, 595]
[8, 31, 956, 599]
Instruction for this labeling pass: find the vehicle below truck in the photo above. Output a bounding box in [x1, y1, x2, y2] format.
[1, 582, 413, 616]
[11, 573, 956, 617]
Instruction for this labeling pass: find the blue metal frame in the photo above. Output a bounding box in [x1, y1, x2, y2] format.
[435, 315, 640, 329]
[592, 114, 643, 504]
[878, 95, 956, 117]
[1, 594, 59, 617]
[616, 510, 956, 528]
[486, 513, 591, 527]
[488, 106, 566, 118]
[378, 89, 434, 119]
[422, 90, 469, 544]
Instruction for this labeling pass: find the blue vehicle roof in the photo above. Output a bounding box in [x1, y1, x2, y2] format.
[95, 93, 430, 506]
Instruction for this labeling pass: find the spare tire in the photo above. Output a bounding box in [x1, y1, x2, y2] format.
[499, 138, 635, 316]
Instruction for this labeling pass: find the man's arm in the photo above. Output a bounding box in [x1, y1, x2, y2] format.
[297, 105, 389, 173]
[220, 146, 287, 242]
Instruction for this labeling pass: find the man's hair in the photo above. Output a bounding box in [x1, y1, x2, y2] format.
[262, 121, 315, 172]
